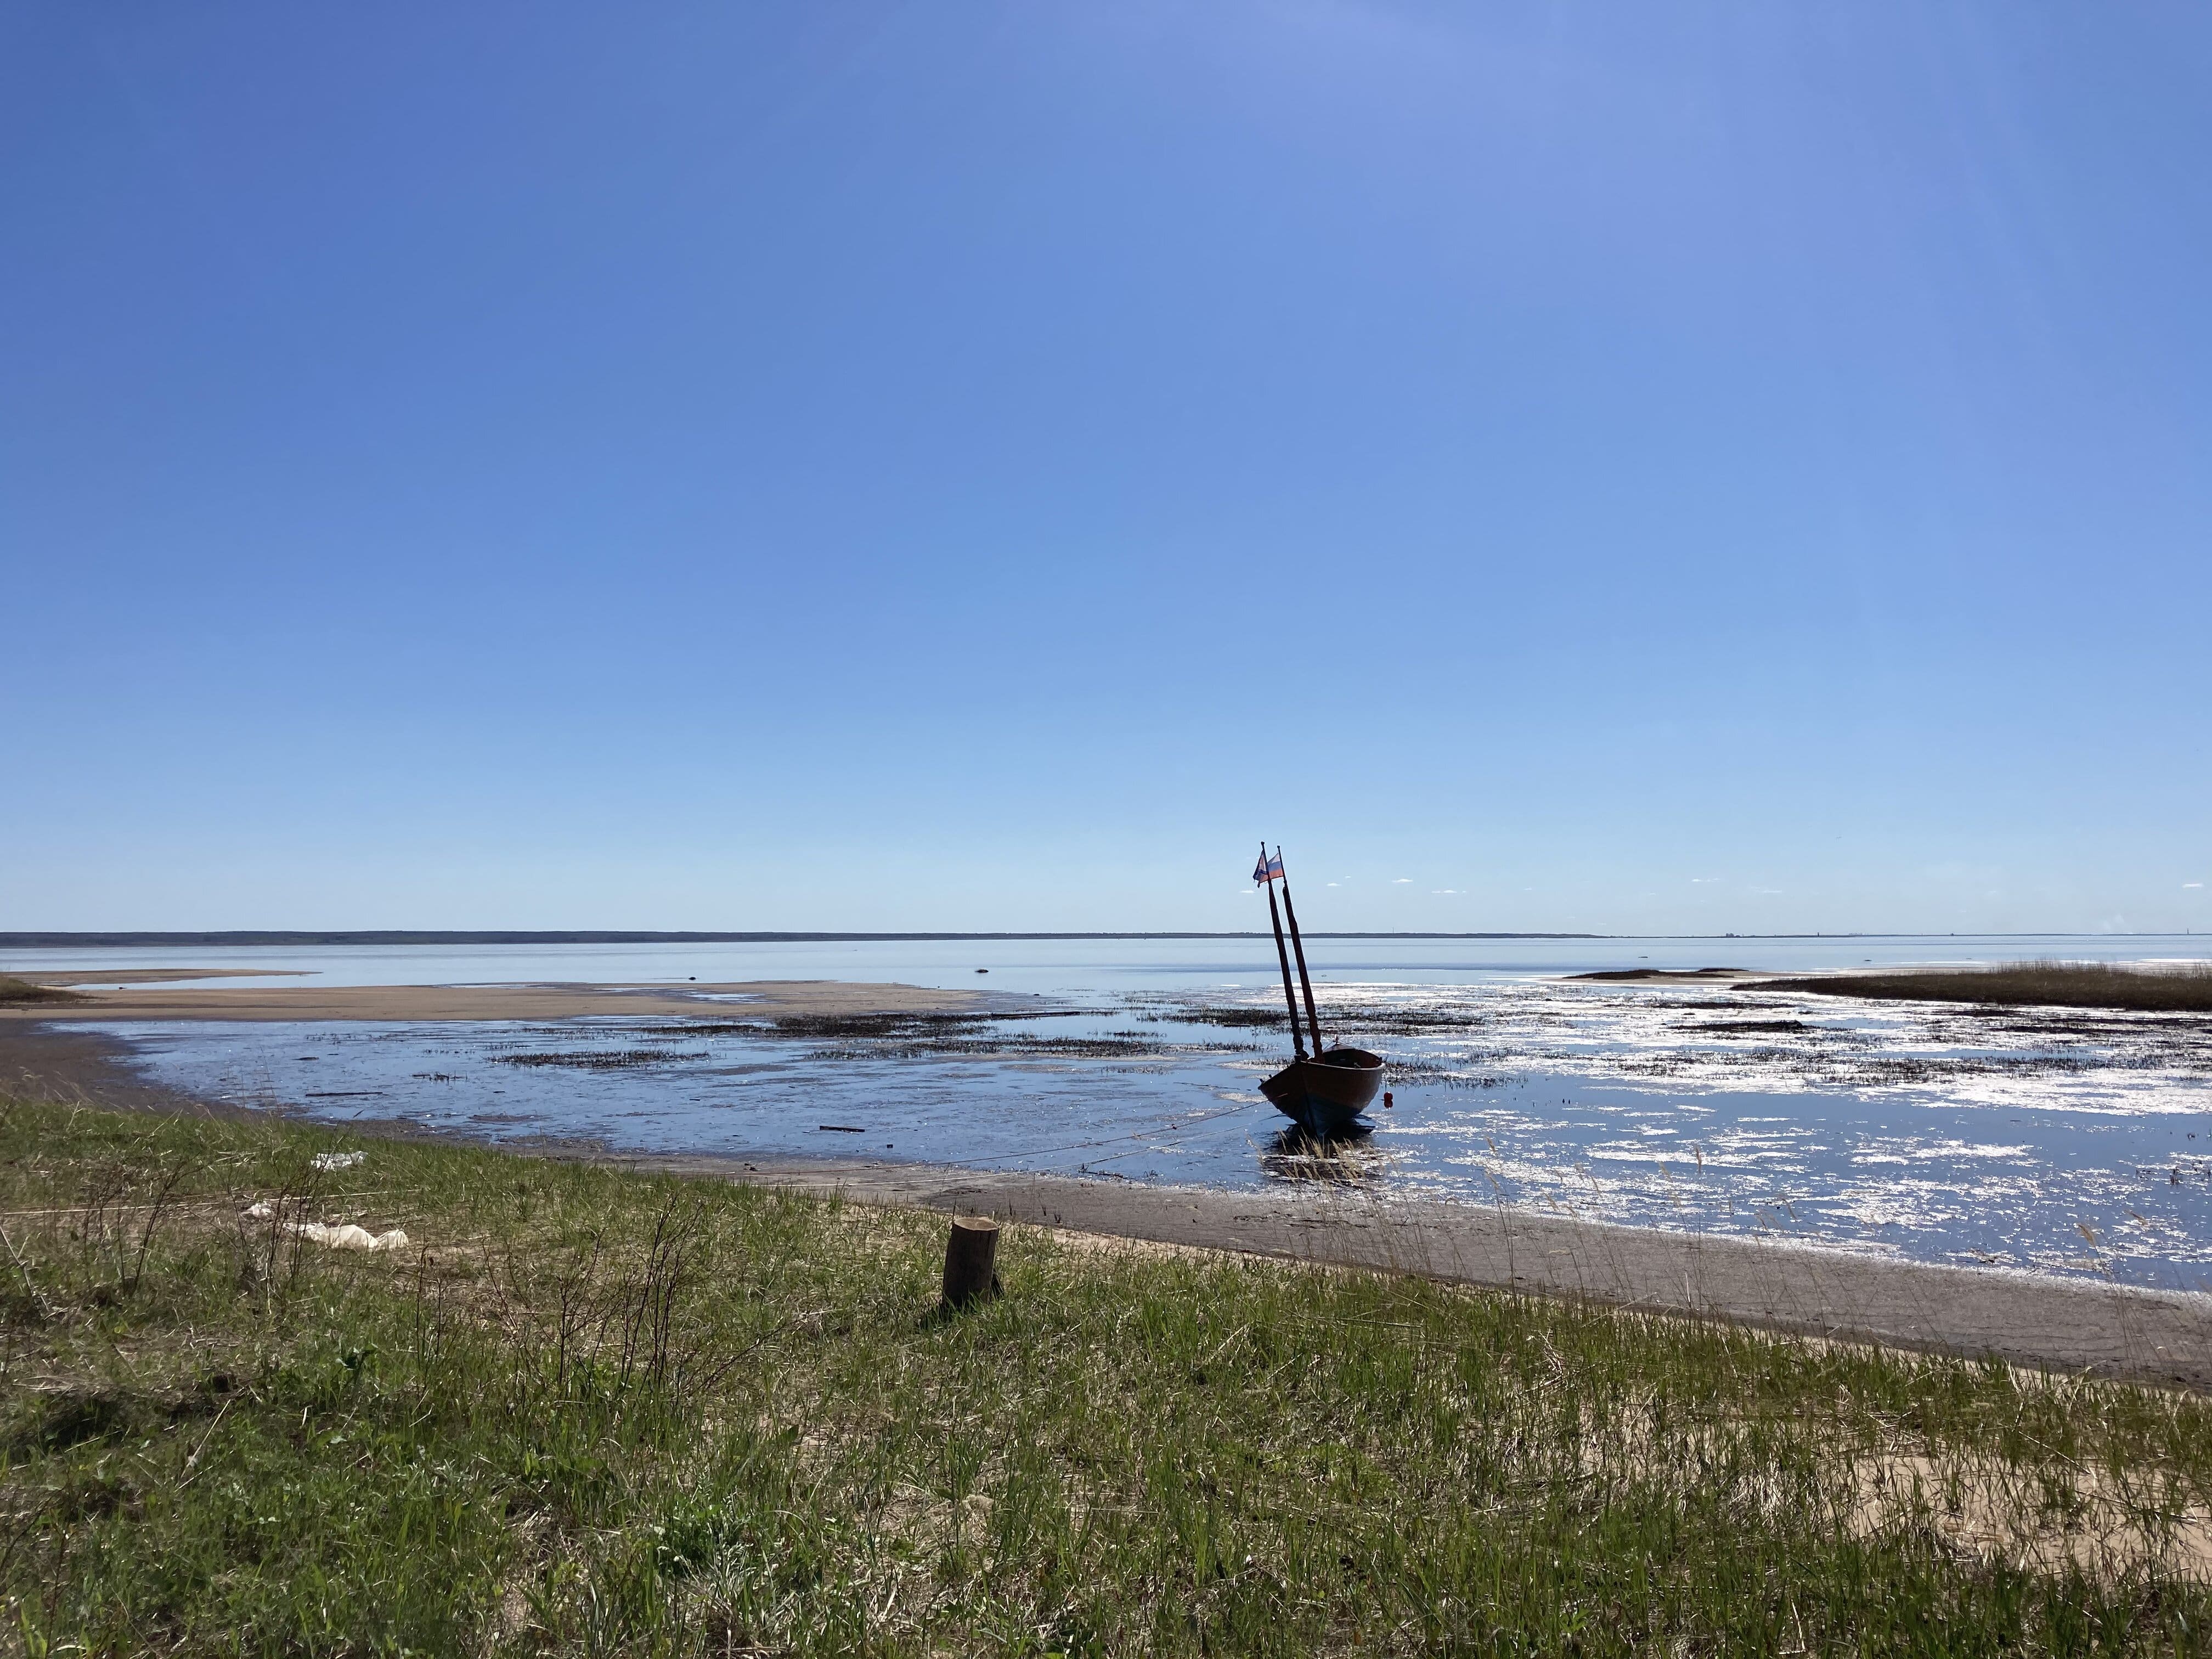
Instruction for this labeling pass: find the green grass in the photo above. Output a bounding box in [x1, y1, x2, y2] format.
[5, 1097, 2212, 1656]
[1745, 960, 2212, 1014]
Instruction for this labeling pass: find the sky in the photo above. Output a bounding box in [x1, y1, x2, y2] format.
[3, 2, 2208, 936]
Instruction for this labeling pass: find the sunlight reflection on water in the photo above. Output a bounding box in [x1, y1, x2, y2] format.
[35, 934, 2212, 1291]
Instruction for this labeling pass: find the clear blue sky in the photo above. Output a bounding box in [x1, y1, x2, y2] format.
[4, 3, 2207, 935]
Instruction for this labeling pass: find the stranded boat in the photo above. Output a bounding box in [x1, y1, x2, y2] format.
[1252, 844, 1384, 1136]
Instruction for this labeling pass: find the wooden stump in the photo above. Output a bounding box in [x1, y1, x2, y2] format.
[941, 1216, 1001, 1308]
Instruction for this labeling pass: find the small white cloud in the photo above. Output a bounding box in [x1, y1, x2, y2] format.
[1325, 882, 1339, 887]
[1432, 889, 1460, 895]
[2187, 882, 2204, 889]
[1690, 878, 1720, 885]
[1392, 878, 1412, 884]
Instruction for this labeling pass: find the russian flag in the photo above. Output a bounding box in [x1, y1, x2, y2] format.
[1252, 852, 1284, 885]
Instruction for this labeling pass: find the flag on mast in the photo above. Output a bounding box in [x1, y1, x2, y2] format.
[1252, 851, 1284, 885]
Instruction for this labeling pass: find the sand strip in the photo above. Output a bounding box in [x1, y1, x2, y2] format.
[0, 977, 989, 1023]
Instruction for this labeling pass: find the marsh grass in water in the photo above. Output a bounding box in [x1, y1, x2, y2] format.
[498, 1051, 713, 1070]
[1747, 960, 2212, 1015]
[5, 1097, 2212, 1655]
[0, 977, 84, 1007]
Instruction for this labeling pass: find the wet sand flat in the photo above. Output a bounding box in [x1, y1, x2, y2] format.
[0, 977, 985, 1023]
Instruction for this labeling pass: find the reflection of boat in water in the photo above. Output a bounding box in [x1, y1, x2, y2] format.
[1253, 843, 1384, 1137]
[1259, 1122, 1380, 1186]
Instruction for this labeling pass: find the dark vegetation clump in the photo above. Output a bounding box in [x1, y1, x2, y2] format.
[629, 1008, 1261, 1065]
[1157, 1006, 1288, 1029]
[1572, 967, 1746, 982]
[637, 1010, 1086, 1043]
[764, 1011, 1073, 1042]
[497, 1049, 711, 1069]
[0, 975, 85, 1006]
[1745, 960, 2212, 1014]
[770, 1011, 982, 1042]
[799, 1028, 1199, 1063]
[1345, 1004, 1497, 1035]
[1676, 1019, 1813, 1036]
[1167, 1001, 1491, 1037]
[6, 1097, 2212, 1654]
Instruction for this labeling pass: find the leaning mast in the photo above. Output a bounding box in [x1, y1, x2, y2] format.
[1260, 842, 1306, 1059]
[1274, 845, 1325, 1058]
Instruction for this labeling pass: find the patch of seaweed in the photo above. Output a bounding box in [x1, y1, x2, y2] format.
[1570, 967, 1748, 982]
[799, 1032, 1248, 1063]
[633, 1009, 1078, 1042]
[1139, 997, 1492, 1039]
[1675, 1020, 1814, 1036]
[496, 1050, 710, 1070]
[1147, 1006, 1286, 1029]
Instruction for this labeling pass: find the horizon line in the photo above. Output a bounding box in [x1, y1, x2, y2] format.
[1, 929, 2199, 948]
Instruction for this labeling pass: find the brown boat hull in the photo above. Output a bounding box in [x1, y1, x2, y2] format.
[1260, 1047, 1384, 1136]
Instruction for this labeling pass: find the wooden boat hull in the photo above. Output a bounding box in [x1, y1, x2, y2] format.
[1260, 1047, 1384, 1136]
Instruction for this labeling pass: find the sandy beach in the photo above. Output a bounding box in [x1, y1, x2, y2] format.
[5, 992, 2209, 1390]
[0, 974, 989, 1023]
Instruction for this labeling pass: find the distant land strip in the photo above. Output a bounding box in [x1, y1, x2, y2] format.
[1, 932, 2190, 949]
[0, 930, 1613, 947]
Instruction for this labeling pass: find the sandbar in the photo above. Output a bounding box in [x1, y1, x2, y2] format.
[0, 975, 986, 1023]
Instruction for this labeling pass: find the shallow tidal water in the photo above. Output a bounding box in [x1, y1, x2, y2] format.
[17, 934, 2212, 1291]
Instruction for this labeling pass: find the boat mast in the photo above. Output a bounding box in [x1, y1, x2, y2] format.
[1276, 845, 1326, 1057]
[1261, 842, 1306, 1060]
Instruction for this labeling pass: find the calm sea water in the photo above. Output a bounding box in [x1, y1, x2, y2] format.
[13, 935, 2211, 1291]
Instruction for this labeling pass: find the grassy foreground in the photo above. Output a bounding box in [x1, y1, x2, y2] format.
[1744, 961, 2212, 1014]
[5, 1101, 2212, 1656]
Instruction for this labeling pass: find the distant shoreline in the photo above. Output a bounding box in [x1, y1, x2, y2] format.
[2, 929, 2199, 948]
[0, 930, 1617, 947]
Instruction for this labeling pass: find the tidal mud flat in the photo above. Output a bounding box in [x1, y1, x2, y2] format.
[12, 964, 2212, 1293]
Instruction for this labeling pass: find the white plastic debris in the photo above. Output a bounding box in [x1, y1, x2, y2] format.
[240, 1201, 408, 1251]
[295, 1221, 409, 1251]
[311, 1151, 366, 1172]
